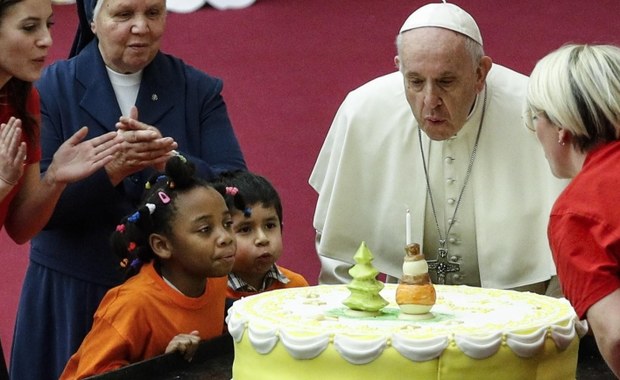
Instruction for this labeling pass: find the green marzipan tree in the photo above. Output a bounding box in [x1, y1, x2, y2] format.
[343, 241, 389, 312]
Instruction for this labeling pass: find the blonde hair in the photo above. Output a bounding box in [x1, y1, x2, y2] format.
[526, 44, 620, 152]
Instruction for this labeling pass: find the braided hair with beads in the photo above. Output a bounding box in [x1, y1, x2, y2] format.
[110, 155, 245, 279]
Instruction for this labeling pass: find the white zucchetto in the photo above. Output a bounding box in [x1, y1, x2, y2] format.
[399, 2, 483, 46]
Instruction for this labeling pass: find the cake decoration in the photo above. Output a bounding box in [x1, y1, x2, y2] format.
[342, 241, 388, 315]
[396, 242, 437, 319]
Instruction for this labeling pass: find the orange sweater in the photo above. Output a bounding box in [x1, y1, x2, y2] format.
[60, 262, 227, 379]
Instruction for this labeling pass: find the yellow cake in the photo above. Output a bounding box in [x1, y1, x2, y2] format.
[227, 284, 585, 380]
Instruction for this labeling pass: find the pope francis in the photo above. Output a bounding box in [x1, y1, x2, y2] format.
[310, 2, 566, 294]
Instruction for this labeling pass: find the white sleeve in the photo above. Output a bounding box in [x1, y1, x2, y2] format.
[318, 255, 353, 285]
[316, 232, 353, 284]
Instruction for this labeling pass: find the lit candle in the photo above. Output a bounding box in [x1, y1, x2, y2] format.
[406, 208, 412, 245]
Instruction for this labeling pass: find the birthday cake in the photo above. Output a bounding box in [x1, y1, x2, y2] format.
[227, 283, 585, 380]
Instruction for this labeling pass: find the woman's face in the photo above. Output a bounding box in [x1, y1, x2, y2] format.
[534, 113, 572, 178]
[0, 0, 53, 87]
[91, 0, 166, 74]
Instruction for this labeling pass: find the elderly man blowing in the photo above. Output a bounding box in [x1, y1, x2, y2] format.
[310, 2, 565, 294]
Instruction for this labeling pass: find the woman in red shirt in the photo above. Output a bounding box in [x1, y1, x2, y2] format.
[525, 43, 620, 378]
[0, 0, 120, 376]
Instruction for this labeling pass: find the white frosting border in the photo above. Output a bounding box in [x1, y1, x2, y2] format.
[226, 288, 587, 365]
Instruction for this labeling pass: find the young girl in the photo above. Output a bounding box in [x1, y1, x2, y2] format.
[216, 171, 308, 310]
[60, 156, 237, 379]
[0, 0, 120, 376]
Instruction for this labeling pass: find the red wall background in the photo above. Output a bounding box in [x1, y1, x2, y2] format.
[1, 0, 619, 364]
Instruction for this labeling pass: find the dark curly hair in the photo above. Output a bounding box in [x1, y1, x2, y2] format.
[214, 170, 283, 227]
[110, 156, 243, 279]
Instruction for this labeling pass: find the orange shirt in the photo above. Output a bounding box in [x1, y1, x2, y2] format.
[60, 261, 227, 379]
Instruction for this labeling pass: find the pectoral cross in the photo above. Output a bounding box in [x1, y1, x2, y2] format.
[427, 244, 460, 285]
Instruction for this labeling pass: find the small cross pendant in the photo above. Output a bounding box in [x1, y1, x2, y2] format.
[427, 246, 461, 284]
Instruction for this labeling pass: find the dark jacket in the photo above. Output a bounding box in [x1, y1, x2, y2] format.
[32, 40, 246, 285]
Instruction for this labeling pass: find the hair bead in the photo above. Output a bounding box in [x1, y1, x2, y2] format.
[130, 258, 142, 270]
[145, 203, 156, 214]
[128, 211, 140, 223]
[158, 191, 171, 204]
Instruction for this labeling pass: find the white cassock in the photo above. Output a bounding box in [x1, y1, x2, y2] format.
[309, 65, 567, 289]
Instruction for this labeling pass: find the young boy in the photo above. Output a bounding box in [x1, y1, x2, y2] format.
[217, 171, 308, 309]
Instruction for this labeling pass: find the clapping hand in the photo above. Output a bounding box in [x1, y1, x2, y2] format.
[106, 106, 178, 184]
[46, 126, 123, 185]
[165, 330, 201, 362]
[0, 117, 27, 187]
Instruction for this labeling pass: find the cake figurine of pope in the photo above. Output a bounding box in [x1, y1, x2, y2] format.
[342, 241, 389, 316]
[396, 242, 436, 319]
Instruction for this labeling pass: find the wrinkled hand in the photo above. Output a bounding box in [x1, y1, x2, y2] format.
[46, 126, 123, 185]
[0, 118, 27, 186]
[107, 106, 178, 183]
[165, 330, 201, 362]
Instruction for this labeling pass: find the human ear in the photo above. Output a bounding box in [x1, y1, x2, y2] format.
[475, 56, 493, 92]
[557, 128, 573, 146]
[394, 55, 400, 71]
[150, 233, 172, 260]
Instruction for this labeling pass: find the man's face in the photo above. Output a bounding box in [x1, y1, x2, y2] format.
[396, 28, 487, 141]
